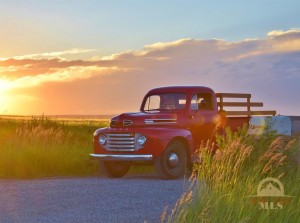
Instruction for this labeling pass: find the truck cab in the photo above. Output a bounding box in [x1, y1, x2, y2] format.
[90, 86, 275, 179]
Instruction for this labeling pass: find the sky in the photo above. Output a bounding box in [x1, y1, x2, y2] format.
[0, 0, 299, 115]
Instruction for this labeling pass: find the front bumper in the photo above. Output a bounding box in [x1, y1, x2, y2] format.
[89, 154, 153, 161]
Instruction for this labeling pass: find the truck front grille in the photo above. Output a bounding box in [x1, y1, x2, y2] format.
[105, 133, 136, 151]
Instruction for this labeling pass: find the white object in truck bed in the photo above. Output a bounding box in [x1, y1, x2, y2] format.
[290, 116, 300, 135]
[248, 116, 297, 136]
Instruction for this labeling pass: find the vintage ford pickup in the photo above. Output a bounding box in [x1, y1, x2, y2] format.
[90, 86, 276, 179]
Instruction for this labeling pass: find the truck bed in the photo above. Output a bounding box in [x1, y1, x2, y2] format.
[226, 117, 250, 131]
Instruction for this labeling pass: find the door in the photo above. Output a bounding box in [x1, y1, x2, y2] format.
[189, 92, 217, 150]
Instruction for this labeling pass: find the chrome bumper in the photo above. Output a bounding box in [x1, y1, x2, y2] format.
[89, 154, 153, 161]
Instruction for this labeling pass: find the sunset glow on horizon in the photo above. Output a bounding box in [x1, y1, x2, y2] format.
[0, 1, 299, 116]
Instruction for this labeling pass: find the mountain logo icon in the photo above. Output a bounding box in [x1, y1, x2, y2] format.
[257, 178, 285, 197]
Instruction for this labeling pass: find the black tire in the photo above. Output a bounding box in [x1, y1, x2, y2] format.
[155, 139, 188, 179]
[100, 161, 131, 178]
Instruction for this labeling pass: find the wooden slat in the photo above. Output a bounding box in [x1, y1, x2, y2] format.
[247, 97, 251, 112]
[217, 102, 263, 107]
[225, 111, 251, 116]
[219, 95, 224, 111]
[216, 93, 251, 98]
[251, 111, 276, 116]
[225, 110, 276, 116]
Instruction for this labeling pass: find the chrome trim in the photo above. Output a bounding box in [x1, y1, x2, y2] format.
[107, 145, 135, 148]
[89, 154, 153, 161]
[110, 120, 117, 127]
[145, 118, 177, 125]
[107, 133, 134, 137]
[107, 141, 134, 145]
[104, 133, 137, 151]
[168, 152, 179, 168]
[108, 137, 135, 141]
[123, 119, 133, 126]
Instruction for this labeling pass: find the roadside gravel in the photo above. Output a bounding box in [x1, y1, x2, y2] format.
[0, 174, 188, 223]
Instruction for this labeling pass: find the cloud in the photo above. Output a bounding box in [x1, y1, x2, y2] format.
[267, 29, 300, 37]
[1, 29, 300, 115]
[0, 48, 98, 60]
[0, 57, 138, 80]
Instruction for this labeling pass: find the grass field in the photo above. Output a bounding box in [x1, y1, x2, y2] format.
[163, 125, 300, 223]
[2, 116, 300, 222]
[0, 116, 109, 178]
[0, 115, 153, 178]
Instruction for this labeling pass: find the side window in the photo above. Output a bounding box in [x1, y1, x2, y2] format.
[190, 94, 198, 110]
[145, 95, 160, 110]
[190, 93, 213, 111]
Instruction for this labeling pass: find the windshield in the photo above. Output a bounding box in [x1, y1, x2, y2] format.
[143, 93, 187, 112]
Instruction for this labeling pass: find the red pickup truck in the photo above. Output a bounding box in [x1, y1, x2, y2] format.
[90, 86, 275, 179]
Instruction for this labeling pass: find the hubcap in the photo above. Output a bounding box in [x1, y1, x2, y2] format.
[168, 152, 179, 168]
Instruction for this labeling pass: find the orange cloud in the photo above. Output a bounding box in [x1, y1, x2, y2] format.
[0, 48, 98, 60]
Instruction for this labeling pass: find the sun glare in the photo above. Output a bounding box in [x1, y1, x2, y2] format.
[0, 79, 12, 90]
[0, 79, 13, 113]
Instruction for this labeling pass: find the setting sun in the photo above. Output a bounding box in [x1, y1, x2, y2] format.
[0, 79, 12, 90]
[0, 79, 15, 113]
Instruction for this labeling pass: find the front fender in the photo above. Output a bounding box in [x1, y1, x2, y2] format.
[147, 127, 193, 157]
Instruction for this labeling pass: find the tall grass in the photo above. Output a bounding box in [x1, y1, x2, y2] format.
[164, 125, 300, 223]
[0, 116, 108, 178]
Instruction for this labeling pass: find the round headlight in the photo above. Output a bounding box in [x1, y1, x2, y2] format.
[99, 135, 107, 145]
[137, 135, 147, 146]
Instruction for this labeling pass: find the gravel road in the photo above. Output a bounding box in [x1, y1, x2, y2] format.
[0, 174, 189, 223]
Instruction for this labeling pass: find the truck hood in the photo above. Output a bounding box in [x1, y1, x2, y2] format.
[110, 112, 182, 128]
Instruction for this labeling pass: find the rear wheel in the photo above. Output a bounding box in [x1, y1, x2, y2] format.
[100, 161, 131, 178]
[155, 139, 188, 179]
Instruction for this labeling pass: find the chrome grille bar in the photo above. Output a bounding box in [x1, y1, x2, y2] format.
[107, 133, 133, 137]
[107, 137, 134, 141]
[105, 133, 136, 151]
[108, 142, 134, 146]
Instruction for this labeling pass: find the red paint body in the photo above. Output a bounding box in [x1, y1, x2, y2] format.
[93, 86, 249, 162]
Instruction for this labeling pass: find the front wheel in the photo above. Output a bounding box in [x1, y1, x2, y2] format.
[155, 140, 188, 179]
[100, 161, 131, 178]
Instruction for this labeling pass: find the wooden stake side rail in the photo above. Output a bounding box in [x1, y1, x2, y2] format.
[215, 93, 251, 98]
[217, 102, 263, 107]
[216, 93, 276, 117]
[225, 111, 277, 116]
